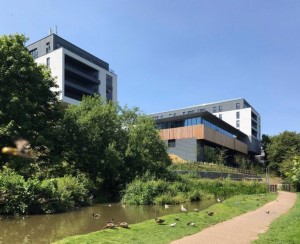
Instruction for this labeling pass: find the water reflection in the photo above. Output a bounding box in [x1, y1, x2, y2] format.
[0, 199, 215, 243]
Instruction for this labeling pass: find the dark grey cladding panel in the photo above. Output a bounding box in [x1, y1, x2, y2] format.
[168, 138, 197, 162]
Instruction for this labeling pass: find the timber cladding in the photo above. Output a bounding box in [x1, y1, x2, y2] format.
[159, 125, 247, 154]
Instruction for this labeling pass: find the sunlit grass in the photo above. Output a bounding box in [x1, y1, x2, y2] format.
[253, 193, 300, 244]
[54, 193, 276, 244]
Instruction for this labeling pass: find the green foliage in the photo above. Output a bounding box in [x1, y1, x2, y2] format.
[0, 34, 63, 174]
[59, 95, 171, 195]
[281, 156, 300, 191]
[0, 168, 93, 214]
[266, 131, 300, 174]
[121, 177, 268, 205]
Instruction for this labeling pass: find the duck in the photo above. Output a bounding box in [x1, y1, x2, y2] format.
[175, 217, 180, 221]
[217, 198, 221, 203]
[165, 204, 170, 209]
[92, 213, 100, 218]
[170, 223, 176, 227]
[1, 139, 36, 159]
[155, 217, 165, 224]
[194, 208, 199, 212]
[181, 204, 187, 213]
[207, 211, 214, 216]
[103, 223, 116, 229]
[119, 222, 129, 228]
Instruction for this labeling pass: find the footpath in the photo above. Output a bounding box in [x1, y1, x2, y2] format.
[171, 191, 297, 244]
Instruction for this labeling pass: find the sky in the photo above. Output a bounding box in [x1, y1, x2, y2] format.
[1, 0, 299, 136]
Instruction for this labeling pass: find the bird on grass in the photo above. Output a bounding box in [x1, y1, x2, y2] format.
[175, 217, 180, 221]
[194, 208, 199, 212]
[155, 211, 165, 224]
[155, 217, 165, 224]
[1, 139, 36, 159]
[170, 223, 176, 227]
[103, 223, 116, 229]
[187, 221, 196, 226]
[217, 198, 221, 203]
[119, 222, 129, 228]
[207, 211, 214, 216]
[181, 204, 187, 213]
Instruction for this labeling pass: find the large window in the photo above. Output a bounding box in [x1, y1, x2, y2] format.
[213, 107, 217, 113]
[236, 103, 240, 109]
[236, 111, 240, 119]
[106, 74, 113, 101]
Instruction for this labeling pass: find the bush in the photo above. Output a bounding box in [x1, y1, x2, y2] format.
[122, 177, 268, 205]
[0, 169, 93, 215]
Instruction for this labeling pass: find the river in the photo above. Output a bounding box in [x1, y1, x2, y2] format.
[0, 199, 215, 243]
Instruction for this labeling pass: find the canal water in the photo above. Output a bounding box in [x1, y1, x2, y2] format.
[0, 199, 215, 243]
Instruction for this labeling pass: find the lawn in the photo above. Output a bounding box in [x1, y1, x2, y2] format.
[54, 193, 276, 244]
[253, 193, 300, 244]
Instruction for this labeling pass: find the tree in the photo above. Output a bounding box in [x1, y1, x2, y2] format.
[0, 34, 62, 173]
[59, 95, 171, 196]
[266, 131, 300, 174]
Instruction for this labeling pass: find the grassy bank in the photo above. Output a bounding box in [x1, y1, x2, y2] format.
[254, 193, 300, 244]
[54, 193, 276, 244]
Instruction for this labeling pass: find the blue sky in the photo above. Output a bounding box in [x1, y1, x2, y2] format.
[1, 0, 299, 136]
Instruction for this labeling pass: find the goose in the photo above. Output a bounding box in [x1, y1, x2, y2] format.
[207, 211, 214, 216]
[170, 223, 176, 227]
[217, 198, 221, 203]
[194, 208, 199, 212]
[165, 204, 170, 209]
[1, 139, 36, 159]
[119, 222, 129, 228]
[181, 205, 187, 213]
[175, 217, 180, 221]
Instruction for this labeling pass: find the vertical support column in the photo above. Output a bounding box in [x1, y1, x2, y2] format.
[197, 141, 205, 162]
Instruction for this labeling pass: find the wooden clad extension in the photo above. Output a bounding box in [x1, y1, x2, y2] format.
[159, 125, 247, 154]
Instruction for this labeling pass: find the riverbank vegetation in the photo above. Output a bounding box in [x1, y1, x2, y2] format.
[54, 193, 277, 244]
[122, 177, 268, 205]
[254, 193, 300, 244]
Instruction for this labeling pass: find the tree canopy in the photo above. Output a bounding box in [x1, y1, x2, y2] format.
[0, 34, 62, 171]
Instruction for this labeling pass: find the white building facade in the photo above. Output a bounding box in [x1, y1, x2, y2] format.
[27, 34, 117, 104]
[150, 98, 261, 156]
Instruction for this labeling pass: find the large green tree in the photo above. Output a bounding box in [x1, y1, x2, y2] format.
[59, 95, 171, 195]
[266, 131, 300, 174]
[0, 34, 62, 173]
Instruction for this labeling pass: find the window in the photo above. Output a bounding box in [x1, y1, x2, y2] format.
[236, 103, 240, 109]
[182, 112, 186, 115]
[169, 114, 172, 117]
[236, 120, 240, 128]
[29, 48, 38, 59]
[219, 114, 222, 119]
[213, 107, 217, 113]
[236, 111, 240, 119]
[46, 42, 51, 53]
[188, 110, 194, 114]
[168, 139, 176, 148]
[46, 57, 50, 68]
[219, 106, 222, 112]
[106, 74, 113, 101]
[173, 113, 176, 116]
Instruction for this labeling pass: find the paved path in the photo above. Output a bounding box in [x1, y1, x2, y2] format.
[171, 191, 297, 244]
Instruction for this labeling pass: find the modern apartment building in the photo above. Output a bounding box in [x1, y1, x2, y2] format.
[27, 33, 117, 104]
[150, 98, 261, 162]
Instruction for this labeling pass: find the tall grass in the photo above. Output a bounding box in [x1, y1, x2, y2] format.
[121, 177, 268, 205]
